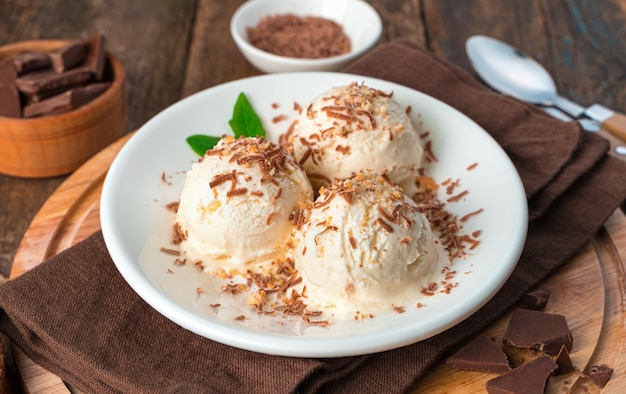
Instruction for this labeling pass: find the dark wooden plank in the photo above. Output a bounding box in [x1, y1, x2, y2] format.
[422, 0, 547, 73]
[371, 0, 426, 45]
[540, 0, 626, 111]
[183, 0, 259, 97]
[0, 177, 63, 280]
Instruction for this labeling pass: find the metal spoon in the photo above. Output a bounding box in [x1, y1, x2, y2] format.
[465, 35, 626, 153]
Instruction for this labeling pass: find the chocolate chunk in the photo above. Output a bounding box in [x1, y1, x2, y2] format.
[0, 83, 21, 118]
[49, 41, 87, 73]
[13, 51, 51, 74]
[485, 356, 558, 394]
[588, 364, 613, 388]
[15, 67, 92, 94]
[0, 58, 21, 117]
[518, 288, 551, 310]
[25, 80, 88, 103]
[554, 344, 575, 375]
[0, 58, 18, 86]
[83, 33, 107, 80]
[23, 82, 109, 118]
[502, 308, 573, 355]
[446, 335, 511, 373]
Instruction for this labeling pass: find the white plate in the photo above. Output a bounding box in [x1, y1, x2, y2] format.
[100, 72, 527, 357]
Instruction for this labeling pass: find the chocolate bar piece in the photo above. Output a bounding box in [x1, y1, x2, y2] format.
[554, 344, 575, 375]
[446, 335, 511, 373]
[23, 82, 109, 118]
[83, 33, 107, 80]
[49, 40, 87, 73]
[0, 58, 17, 82]
[502, 308, 573, 355]
[25, 80, 88, 103]
[0, 58, 21, 117]
[485, 356, 558, 394]
[15, 67, 92, 94]
[518, 288, 551, 310]
[13, 51, 51, 74]
[588, 364, 613, 388]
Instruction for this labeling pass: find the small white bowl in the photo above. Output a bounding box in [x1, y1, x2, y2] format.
[230, 0, 382, 73]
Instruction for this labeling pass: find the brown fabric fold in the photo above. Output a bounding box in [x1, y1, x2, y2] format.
[2, 38, 626, 394]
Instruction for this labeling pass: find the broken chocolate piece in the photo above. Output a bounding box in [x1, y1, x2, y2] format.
[0, 83, 21, 117]
[13, 51, 51, 74]
[15, 67, 92, 94]
[485, 355, 558, 394]
[83, 33, 107, 80]
[23, 82, 109, 118]
[518, 288, 551, 310]
[49, 40, 87, 73]
[0, 58, 17, 81]
[0, 58, 21, 117]
[503, 308, 573, 355]
[588, 364, 613, 388]
[446, 334, 511, 373]
[24, 80, 88, 103]
[554, 344, 575, 375]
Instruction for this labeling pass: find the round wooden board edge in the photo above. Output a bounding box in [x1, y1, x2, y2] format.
[8, 132, 134, 394]
[11, 132, 134, 279]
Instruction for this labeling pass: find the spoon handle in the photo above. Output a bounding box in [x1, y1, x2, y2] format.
[552, 95, 585, 118]
[601, 113, 626, 144]
[585, 104, 626, 144]
[541, 106, 626, 161]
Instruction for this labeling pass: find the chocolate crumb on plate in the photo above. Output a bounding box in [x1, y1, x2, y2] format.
[518, 287, 551, 310]
[485, 355, 558, 394]
[503, 308, 573, 355]
[554, 344, 575, 375]
[446, 334, 511, 373]
[588, 364, 613, 388]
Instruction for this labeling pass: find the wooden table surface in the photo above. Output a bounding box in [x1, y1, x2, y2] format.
[1, 1, 626, 392]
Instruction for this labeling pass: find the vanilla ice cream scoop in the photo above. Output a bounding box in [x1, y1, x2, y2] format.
[291, 171, 440, 316]
[175, 136, 313, 273]
[289, 82, 424, 193]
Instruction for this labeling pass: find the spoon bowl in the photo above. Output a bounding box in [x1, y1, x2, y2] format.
[466, 35, 589, 118]
[466, 36, 557, 105]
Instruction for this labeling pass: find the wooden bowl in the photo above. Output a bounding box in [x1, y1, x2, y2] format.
[0, 40, 127, 178]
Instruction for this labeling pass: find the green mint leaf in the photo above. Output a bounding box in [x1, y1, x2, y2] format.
[228, 92, 266, 138]
[186, 134, 221, 156]
[186, 92, 266, 156]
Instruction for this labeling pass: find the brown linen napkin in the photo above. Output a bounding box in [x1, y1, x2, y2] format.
[2, 38, 626, 394]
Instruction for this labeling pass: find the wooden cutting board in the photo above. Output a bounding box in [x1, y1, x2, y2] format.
[7, 133, 626, 393]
